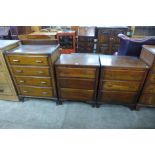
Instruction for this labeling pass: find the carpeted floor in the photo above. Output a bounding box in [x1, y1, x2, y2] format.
[0, 98, 155, 129]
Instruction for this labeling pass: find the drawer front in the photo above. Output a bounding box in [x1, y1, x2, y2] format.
[143, 83, 155, 93]
[102, 69, 145, 81]
[78, 37, 94, 42]
[12, 66, 50, 76]
[99, 91, 137, 103]
[19, 86, 53, 97]
[60, 88, 94, 101]
[58, 78, 95, 90]
[56, 67, 96, 78]
[8, 55, 48, 66]
[102, 80, 140, 91]
[148, 73, 155, 83]
[0, 72, 8, 84]
[140, 93, 155, 105]
[0, 84, 12, 95]
[15, 76, 52, 87]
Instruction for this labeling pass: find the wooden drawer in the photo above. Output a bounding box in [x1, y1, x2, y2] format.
[0, 72, 8, 84]
[102, 69, 145, 81]
[58, 78, 95, 90]
[0, 84, 12, 95]
[99, 91, 137, 103]
[143, 83, 155, 93]
[15, 76, 52, 87]
[140, 93, 155, 105]
[8, 55, 48, 66]
[19, 86, 53, 97]
[148, 73, 155, 83]
[56, 67, 96, 78]
[60, 88, 94, 101]
[11, 66, 50, 76]
[102, 80, 140, 92]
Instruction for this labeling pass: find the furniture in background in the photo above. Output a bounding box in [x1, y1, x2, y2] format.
[5, 40, 60, 102]
[96, 27, 128, 54]
[117, 34, 155, 57]
[55, 53, 100, 107]
[0, 40, 19, 101]
[77, 27, 96, 53]
[138, 45, 155, 109]
[0, 26, 12, 40]
[56, 30, 76, 54]
[10, 26, 32, 39]
[97, 55, 149, 109]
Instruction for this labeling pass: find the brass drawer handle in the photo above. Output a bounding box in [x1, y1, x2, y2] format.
[35, 60, 43, 63]
[38, 71, 44, 74]
[16, 70, 23, 73]
[19, 80, 25, 83]
[42, 92, 48, 94]
[41, 81, 47, 84]
[23, 90, 28, 93]
[0, 89, 4, 92]
[13, 60, 20, 62]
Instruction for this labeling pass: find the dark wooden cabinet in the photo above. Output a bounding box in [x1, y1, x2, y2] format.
[96, 27, 128, 54]
[138, 45, 155, 108]
[77, 27, 95, 53]
[4, 40, 60, 101]
[97, 55, 149, 109]
[55, 53, 100, 106]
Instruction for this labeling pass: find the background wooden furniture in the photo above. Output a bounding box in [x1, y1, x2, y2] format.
[138, 45, 155, 108]
[56, 31, 76, 54]
[0, 40, 19, 101]
[77, 27, 95, 53]
[28, 32, 57, 39]
[5, 40, 60, 102]
[97, 55, 149, 109]
[96, 27, 128, 54]
[55, 53, 100, 106]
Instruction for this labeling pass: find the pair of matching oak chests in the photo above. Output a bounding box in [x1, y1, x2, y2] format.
[0, 40, 155, 110]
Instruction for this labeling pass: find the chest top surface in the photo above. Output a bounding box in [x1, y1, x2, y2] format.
[56, 53, 100, 66]
[100, 55, 149, 69]
[6, 44, 59, 55]
[142, 45, 155, 55]
[0, 40, 19, 50]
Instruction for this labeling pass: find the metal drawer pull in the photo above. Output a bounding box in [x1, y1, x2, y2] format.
[38, 71, 44, 74]
[19, 80, 25, 83]
[16, 70, 23, 73]
[41, 81, 47, 84]
[23, 90, 28, 93]
[35, 60, 43, 63]
[0, 89, 4, 92]
[13, 60, 20, 62]
[42, 92, 48, 94]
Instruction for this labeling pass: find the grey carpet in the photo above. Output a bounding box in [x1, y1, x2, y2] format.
[0, 98, 155, 129]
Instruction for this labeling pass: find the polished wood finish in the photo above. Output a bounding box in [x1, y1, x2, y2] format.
[77, 27, 95, 53]
[5, 41, 60, 100]
[138, 45, 155, 108]
[96, 27, 128, 54]
[0, 40, 19, 101]
[97, 55, 149, 108]
[55, 53, 100, 106]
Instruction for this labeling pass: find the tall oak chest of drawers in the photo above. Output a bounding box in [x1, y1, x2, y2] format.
[5, 42, 60, 101]
[97, 55, 149, 109]
[55, 53, 100, 106]
[138, 45, 155, 108]
[0, 40, 19, 101]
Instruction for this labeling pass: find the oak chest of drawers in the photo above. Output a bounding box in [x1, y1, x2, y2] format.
[5, 42, 60, 101]
[138, 45, 155, 108]
[77, 27, 95, 53]
[55, 53, 100, 106]
[97, 55, 149, 109]
[0, 40, 19, 101]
